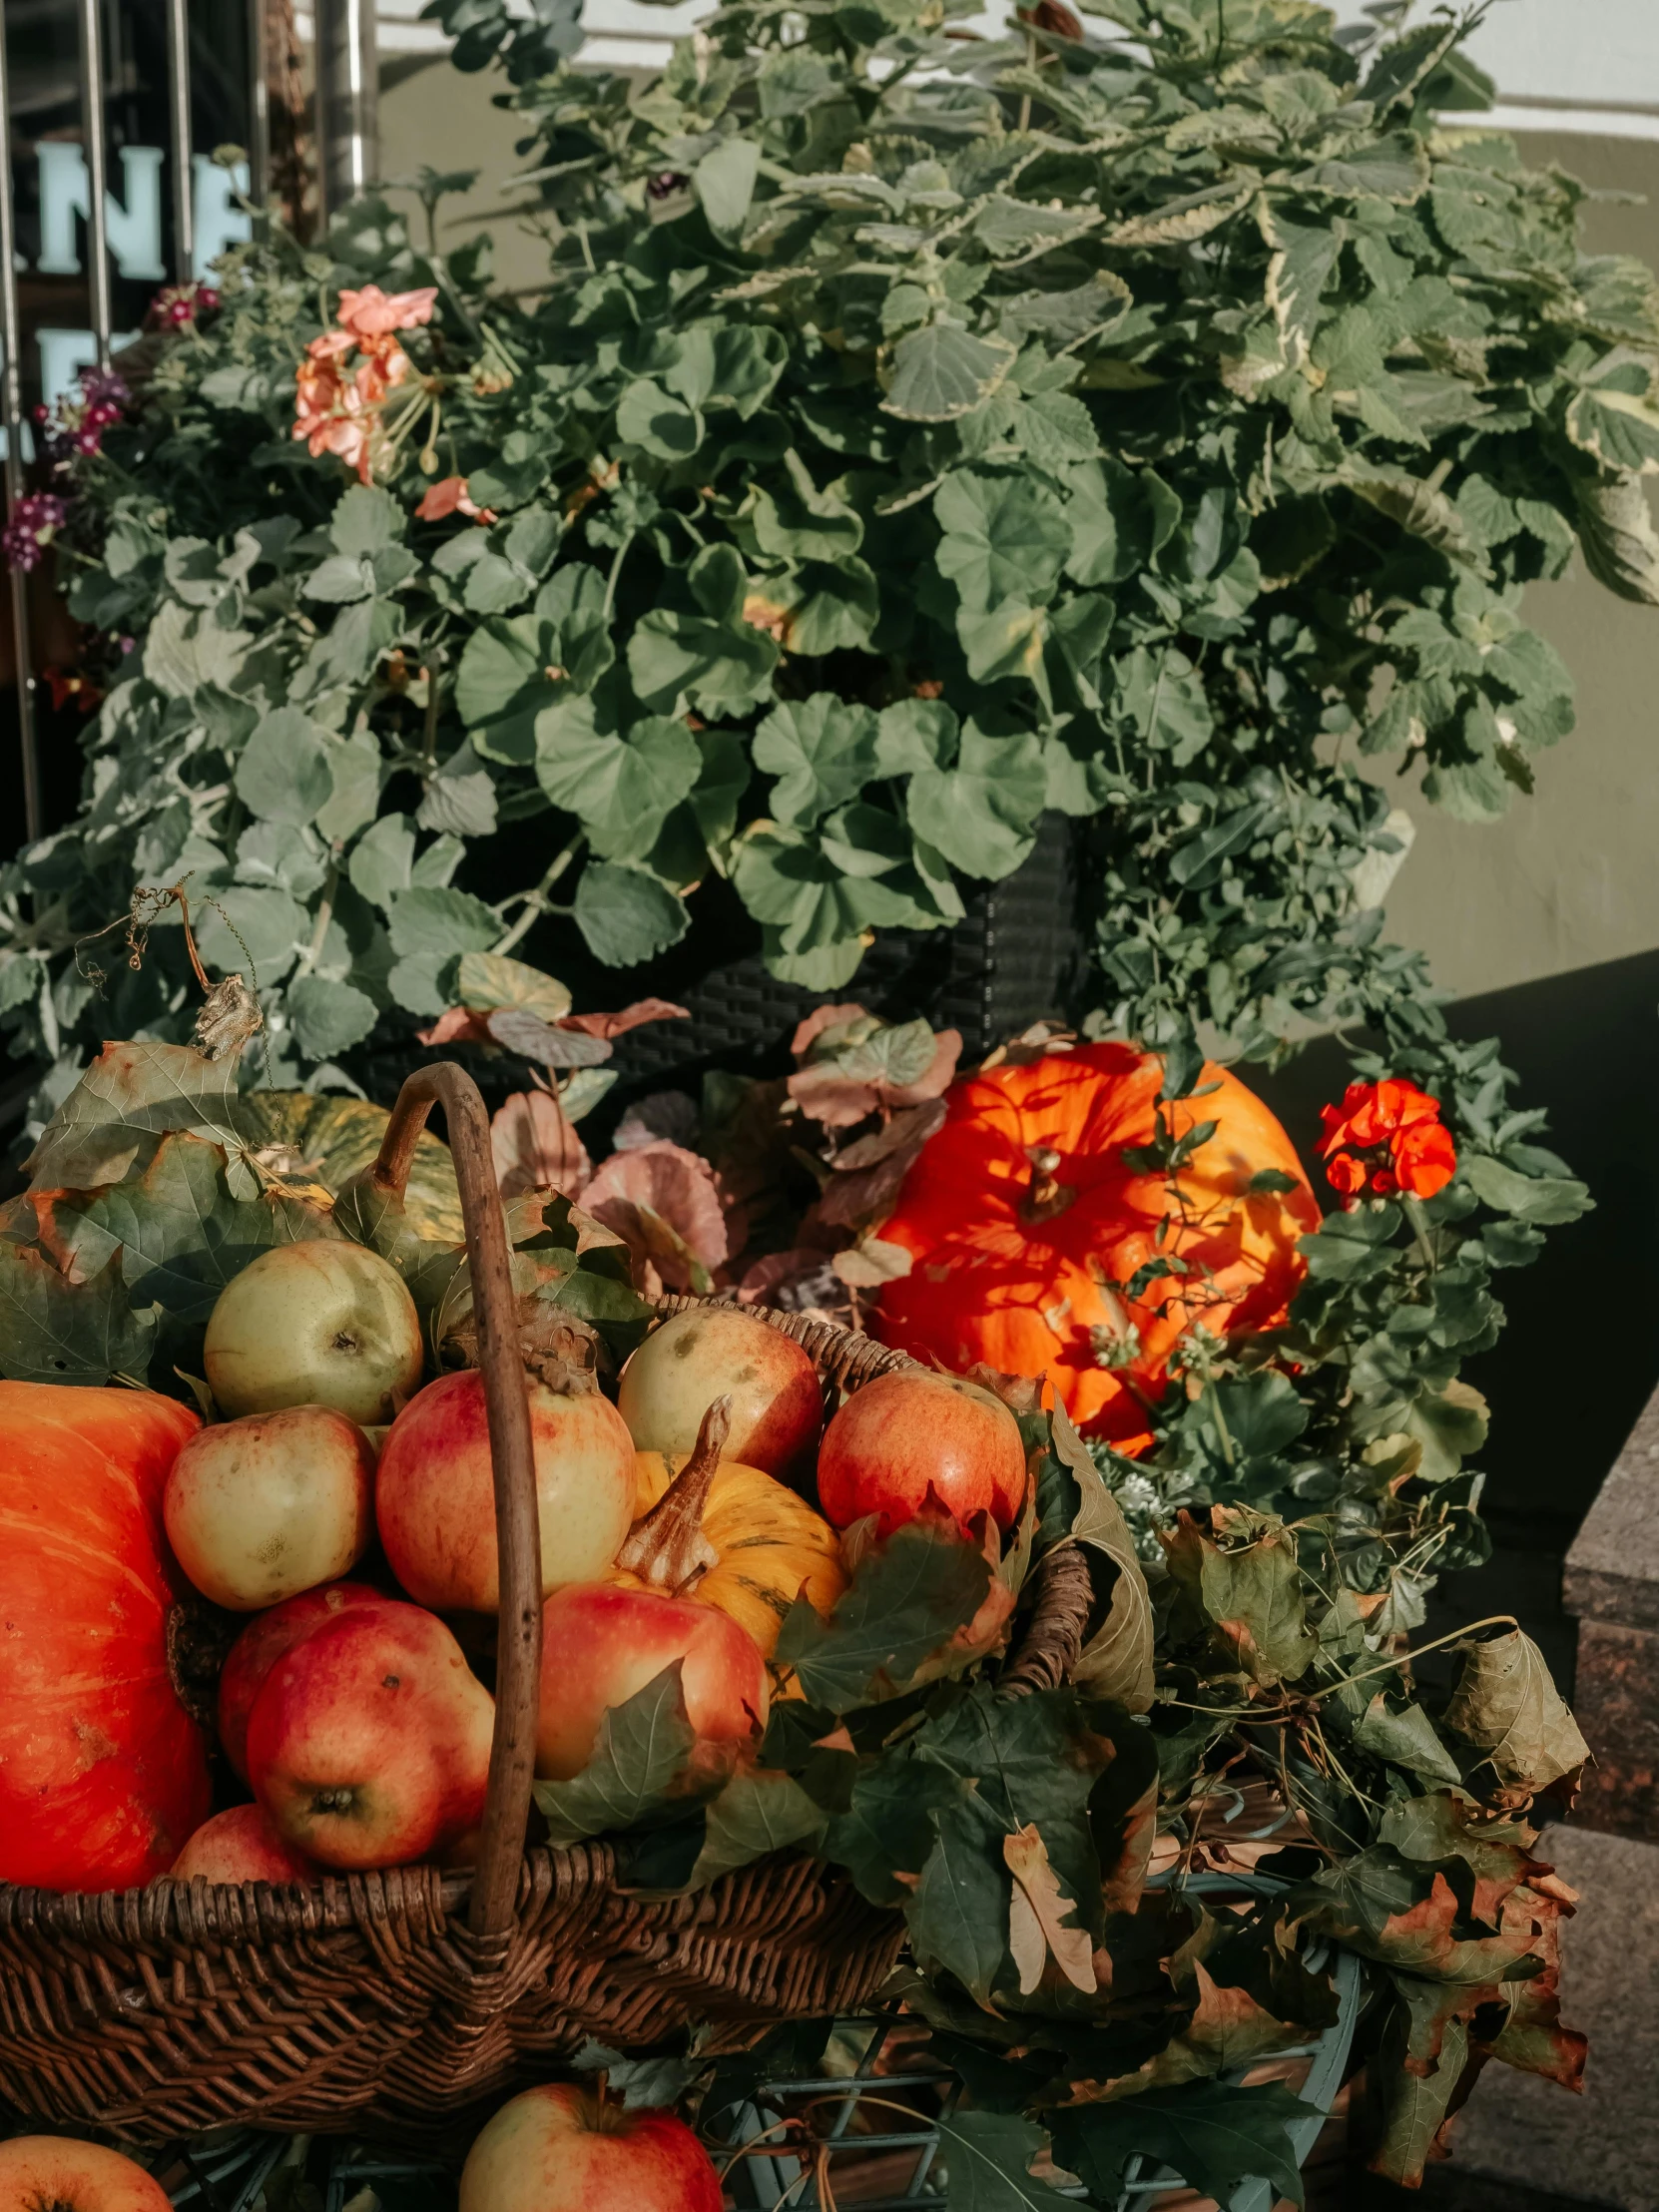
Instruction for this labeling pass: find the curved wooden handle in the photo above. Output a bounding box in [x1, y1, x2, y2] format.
[372, 1064, 541, 1938]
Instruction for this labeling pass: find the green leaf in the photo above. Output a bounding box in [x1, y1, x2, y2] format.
[1566, 380, 1659, 475]
[908, 1788, 1009, 2005]
[1054, 2080, 1312, 2210]
[695, 136, 761, 237]
[616, 379, 704, 461]
[754, 450, 863, 560]
[330, 482, 406, 555]
[690, 1766, 828, 1886]
[235, 708, 336, 826]
[754, 695, 878, 827]
[1115, 646, 1213, 764]
[535, 695, 702, 858]
[26, 1040, 251, 1192]
[533, 1662, 701, 1845]
[1574, 474, 1659, 605]
[932, 2112, 1079, 2210]
[1442, 1628, 1589, 1793]
[387, 885, 499, 960]
[0, 1244, 157, 1384]
[287, 974, 379, 1060]
[46, 1130, 335, 1325]
[906, 719, 1045, 879]
[1371, 2014, 1468, 2190]
[825, 1756, 960, 1907]
[935, 470, 1071, 610]
[774, 1517, 994, 1711]
[573, 862, 690, 967]
[1262, 203, 1344, 365]
[1166, 1511, 1317, 1686]
[628, 607, 780, 716]
[882, 323, 1017, 422]
[1462, 1153, 1592, 1225]
[1352, 1693, 1463, 1785]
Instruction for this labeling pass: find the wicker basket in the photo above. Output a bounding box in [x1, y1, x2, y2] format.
[0, 1063, 1082, 2146]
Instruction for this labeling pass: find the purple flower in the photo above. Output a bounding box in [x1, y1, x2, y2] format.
[3, 491, 69, 571]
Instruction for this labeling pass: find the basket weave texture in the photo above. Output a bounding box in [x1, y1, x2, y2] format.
[0, 1067, 922, 2143]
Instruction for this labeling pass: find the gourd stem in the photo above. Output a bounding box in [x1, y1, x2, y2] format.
[616, 1394, 730, 1595]
[1019, 1143, 1076, 1225]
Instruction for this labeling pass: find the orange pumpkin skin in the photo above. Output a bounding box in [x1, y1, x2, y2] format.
[872, 1045, 1320, 1450]
[0, 1382, 213, 1891]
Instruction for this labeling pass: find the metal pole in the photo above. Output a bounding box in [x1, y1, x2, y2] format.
[246, 0, 269, 208]
[314, 0, 377, 223]
[165, 0, 193, 282]
[0, 0, 41, 841]
[76, 0, 112, 368]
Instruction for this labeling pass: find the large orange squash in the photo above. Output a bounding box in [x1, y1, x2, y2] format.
[0, 1382, 213, 1890]
[873, 1044, 1320, 1450]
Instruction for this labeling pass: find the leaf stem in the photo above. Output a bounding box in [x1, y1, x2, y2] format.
[491, 834, 585, 956]
[1309, 1613, 1517, 1704]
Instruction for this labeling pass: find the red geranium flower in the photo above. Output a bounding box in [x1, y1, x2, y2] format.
[1318, 1077, 1456, 1204]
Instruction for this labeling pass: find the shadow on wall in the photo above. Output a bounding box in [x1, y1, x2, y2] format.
[1254, 944, 1659, 1693]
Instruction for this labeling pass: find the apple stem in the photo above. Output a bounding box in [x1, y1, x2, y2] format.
[615, 1395, 730, 1595]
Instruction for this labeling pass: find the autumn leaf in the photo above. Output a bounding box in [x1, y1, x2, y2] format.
[1004, 1822, 1095, 1994]
[490, 1089, 592, 1200]
[1443, 1629, 1589, 1795]
[579, 1140, 728, 1295]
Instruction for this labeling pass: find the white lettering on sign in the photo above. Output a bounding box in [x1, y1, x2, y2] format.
[32, 146, 253, 285]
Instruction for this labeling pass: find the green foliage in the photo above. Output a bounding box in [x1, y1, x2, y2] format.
[7, 0, 1654, 1108]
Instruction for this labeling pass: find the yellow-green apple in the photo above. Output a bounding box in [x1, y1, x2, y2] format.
[458, 2083, 722, 2212]
[0, 2138, 171, 2212]
[376, 1368, 635, 1611]
[246, 1599, 493, 1868]
[164, 1404, 375, 1610]
[167, 1803, 319, 1885]
[205, 1241, 423, 1425]
[618, 1307, 823, 1481]
[536, 1584, 768, 1782]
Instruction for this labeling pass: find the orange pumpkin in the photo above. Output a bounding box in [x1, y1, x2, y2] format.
[0, 1382, 213, 1890]
[872, 1044, 1320, 1450]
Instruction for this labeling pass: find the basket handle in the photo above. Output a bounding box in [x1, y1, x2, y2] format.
[371, 1064, 541, 1939]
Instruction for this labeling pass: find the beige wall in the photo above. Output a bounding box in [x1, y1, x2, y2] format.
[379, 71, 1659, 1002]
[1380, 130, 1659, 999]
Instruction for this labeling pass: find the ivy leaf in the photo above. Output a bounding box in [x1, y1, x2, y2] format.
[533, 1661, 701, 1845]
[573, 862, 690, 967]
[0, 1243, 158, 1384]
[1442, 1629, 1589, 1794]
[775, 1516, 994, 1711]
[1052, 2080, 1313, 2210]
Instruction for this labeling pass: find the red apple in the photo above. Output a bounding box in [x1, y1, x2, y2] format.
[167, 1803, 320, 1885]
[205, 1240, 424, 1425]
[537, 1584, 768, 1782]
[458, 2083, 722, 2212]
[817, 1370, 1028, 1533]
[218, 1581, 398, 1781]
[0, 2138, 170, 2212]
[618, 1307, 823, 1481]
[376, 1368, 636, 1612]
[246, 1600, 494, 1869]
[164, 1403, 375, 1611]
